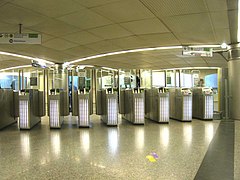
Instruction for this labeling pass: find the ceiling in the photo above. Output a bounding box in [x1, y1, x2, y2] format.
[0, 0, 232, 70]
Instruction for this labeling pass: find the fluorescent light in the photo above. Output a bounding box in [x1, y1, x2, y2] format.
[102, 67, 118, 71]
[0, 65, 32, 72]
[77, 65, 94, 69]
[0, 51, 55, 65]
[158, 67, 219, 71]
[238, 0, 240, 42]
[68, 46, 183, 64]
[188, 45, 221, 48]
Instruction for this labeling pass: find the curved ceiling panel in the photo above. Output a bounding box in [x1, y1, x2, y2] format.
[0, 0, 231, 69]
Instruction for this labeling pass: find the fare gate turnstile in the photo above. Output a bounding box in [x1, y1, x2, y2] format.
[0, 89, 18, 130]
[169, 88, 192, 121]
[48, 89, 69, 128]
[19, 89, 45, 130]
[120, 89, 145, 124]
[72, 90, 93, 127]
[145, 88, 170, 123]
[192, 87, 214, 120]
[96, 89, 118, 126]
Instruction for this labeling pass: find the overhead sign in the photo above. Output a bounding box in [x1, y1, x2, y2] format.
[182, 46, 213, 57]
[0, 33, 41, 44]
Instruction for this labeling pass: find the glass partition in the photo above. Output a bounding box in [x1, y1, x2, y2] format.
[140, 69, 151, 89]
[119, 69, 137, 89]
[152, 70, 165, 87]
[166, 70, 175, 87]
[48, 64, 68, 91]
[0, 70, 19, 90]
[181, 70, 192, 88]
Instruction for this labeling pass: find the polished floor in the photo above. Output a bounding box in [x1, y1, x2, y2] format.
[0, 115, 238, 180]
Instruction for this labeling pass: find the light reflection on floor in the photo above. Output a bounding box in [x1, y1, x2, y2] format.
[108, 128, 119, 155]
[160, 126, 169, 148]
[0, 116, 220, 180]
[205, 123, 214, 143]
[134, 127, 144, 151]
[183, 124, 192, 146]
[51, 132, 61, 158]
[20, 132, 30, 159]
[80, 129, 90, 154]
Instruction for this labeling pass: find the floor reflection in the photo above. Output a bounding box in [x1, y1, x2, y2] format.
[135, 127, 144, 151]
[160, 126, 169, 148]
[183, 124, 192, 146]
[205, 123, 214, 143]
[80, 130, 90, 154]
[51, 132, 61, 158]
[20, 132, 30, 159]
[107, 128, 119, 155]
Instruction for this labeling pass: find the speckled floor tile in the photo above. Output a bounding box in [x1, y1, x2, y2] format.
[0, 115, 220, 180]
[235, 121, 240, 180]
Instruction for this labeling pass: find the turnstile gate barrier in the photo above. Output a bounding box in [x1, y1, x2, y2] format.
[120, 89, 145, 124]
[192, 87, 214, 120]
[72, 89, 93, 127]
[145, 88, 169, 123]
[169, 88, 192, 121]
[48, 89, 69, 128]
[19, 89, 45, 129]
[0, 89, 18, 130]
[96, 89, 118, 126]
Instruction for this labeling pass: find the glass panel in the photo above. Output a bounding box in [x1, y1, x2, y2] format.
[152, 71, 165, 87]
[140, 69, 151, 89]
[166, 70, 175, 87]
[119, 69, 136, 89]
[0, 70, 19, 90]
[181, 70, 192, 88]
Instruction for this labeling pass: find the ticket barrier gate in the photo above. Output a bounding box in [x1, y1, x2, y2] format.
[48, 89, 69, 128]
[72, 89, 93, 127]
[0, 89, 19, 129]
[96, 89, 118, 126]
[18, 89, 45, 130]
[145, 88, 169, 123]
[169, 88, 192, 121]
[120, 89, 145, 124]
[192, 87, 214, 120]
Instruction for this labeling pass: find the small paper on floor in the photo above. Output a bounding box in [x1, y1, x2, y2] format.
[146, 155, 156, 162]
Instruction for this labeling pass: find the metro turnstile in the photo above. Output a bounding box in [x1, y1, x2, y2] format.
[120, 89, 145, 124]
[169, 88, 192, 121]
[96, 89, 118, 126]
[19, 89, 45, 130]
[145, 88, 169, 123]
[48, 90, 69, 128]
[72, 90, 93, 127]
[192, 87, 214, 120]
[0, 89, 18, 130]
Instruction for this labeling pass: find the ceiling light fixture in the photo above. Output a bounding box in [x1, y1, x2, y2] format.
[0, 65, 32, 72]
[0, 51, 55, 65]
[220, 43, 228, 49]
